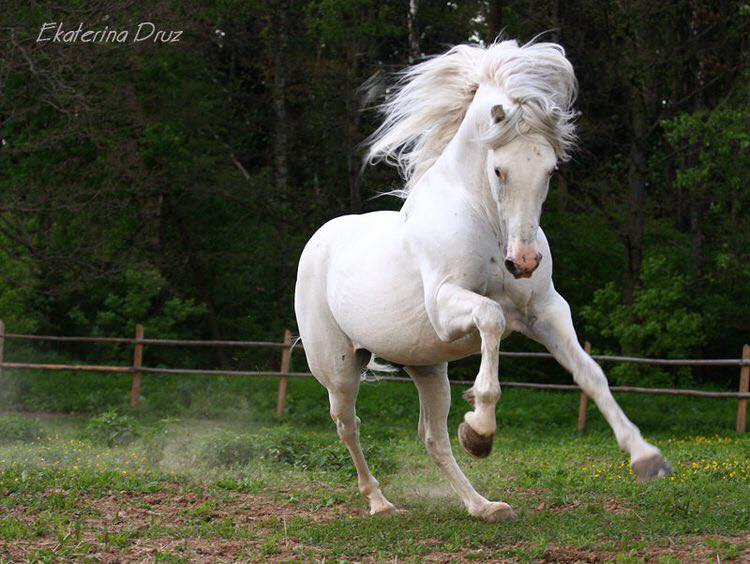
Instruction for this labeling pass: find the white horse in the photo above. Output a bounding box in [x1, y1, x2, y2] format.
[294, 39, 672, 522]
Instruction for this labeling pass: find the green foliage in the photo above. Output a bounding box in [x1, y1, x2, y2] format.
[201, 428, 395, 476]
[201, 431, 262, 467]
[0, 243, 40, 334]
[82, 410, 140, 447]
[660, 102, 750, 358]
[266, 431, 395, 476]
[664, 107, 750, 187]
[0, 415, 45, 444]
[306, 0, 403, 47]
[0, 0, 747, 393]
[581, 255, 704, 385]
[69, 267, 206, 340]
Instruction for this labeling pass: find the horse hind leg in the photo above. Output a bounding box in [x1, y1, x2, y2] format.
[296, 264, 397, 514]
[327, 368, 397, 516]
[304, 330, 397, 515]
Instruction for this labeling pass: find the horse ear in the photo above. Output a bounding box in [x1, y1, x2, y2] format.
[491, 104, 506, 123]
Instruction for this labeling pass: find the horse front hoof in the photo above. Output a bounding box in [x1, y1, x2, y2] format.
[472, 501, 517, 522]
[458, 422, 493, 458]
[631, 453, 673, 483]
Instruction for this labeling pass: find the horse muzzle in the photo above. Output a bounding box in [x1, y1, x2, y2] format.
[504, 241, 542, 279]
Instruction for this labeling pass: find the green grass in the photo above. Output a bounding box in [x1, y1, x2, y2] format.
[0, 376, 748, 561]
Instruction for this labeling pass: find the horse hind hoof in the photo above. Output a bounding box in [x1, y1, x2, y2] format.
[370, 502, 404, 517]
[631, 453, 673, 483]
[458, 422, 493, 459]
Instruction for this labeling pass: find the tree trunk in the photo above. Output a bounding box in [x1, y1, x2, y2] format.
[345, 41, 362, 213]
[174, 210, 230, 369]
[549, 0, 562, 43]
[623, 94, 648, 304]
[407, 0, 420, 62]
[689, 192, 703, 274]
[271, 0, 290, 198]
[486, 1, 506, 41]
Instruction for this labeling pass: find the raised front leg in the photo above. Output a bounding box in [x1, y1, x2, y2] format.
[432, 283, 505, 458]
[528, 289, 673, 482]
[407, 364, 516, 522]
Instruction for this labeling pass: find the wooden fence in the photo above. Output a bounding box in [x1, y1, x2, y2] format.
[0, 320, 748, 432]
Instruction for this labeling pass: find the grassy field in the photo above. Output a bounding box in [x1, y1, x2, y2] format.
[0, 374, 749, 561]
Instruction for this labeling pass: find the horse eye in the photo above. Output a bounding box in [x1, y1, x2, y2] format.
[494, 168, 506, 182]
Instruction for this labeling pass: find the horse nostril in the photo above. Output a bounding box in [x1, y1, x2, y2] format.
[504, 259, 518, 274]
[536, 252, 543, 264]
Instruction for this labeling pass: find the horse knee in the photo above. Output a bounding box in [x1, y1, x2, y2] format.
[574, 359, 609, 399]
[472, 300, 506, 337]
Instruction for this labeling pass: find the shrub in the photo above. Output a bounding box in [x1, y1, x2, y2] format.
[581, 254, 705, 386]
[200, 429, 396, 476]
[82, 410, 140, 447]
[0, 415, 45, 444]
[201, 431, 261, 467]
[267, 432, 396, 476]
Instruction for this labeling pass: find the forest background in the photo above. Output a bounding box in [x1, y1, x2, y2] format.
[1, 0, 748, 391]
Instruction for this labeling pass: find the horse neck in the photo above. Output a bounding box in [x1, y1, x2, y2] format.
[436, 88, 508, 238]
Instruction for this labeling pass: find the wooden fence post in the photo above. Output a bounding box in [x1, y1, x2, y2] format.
[130, 324, 144, 408]
[736, 344, 750, 433]
[577, 341, 592, 433]
[276, 329, 292, 417]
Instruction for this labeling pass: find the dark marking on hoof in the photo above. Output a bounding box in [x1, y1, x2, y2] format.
[631, 453, 673, 483]
[462, 387, 475, 406]
[458, 422, 493, 459]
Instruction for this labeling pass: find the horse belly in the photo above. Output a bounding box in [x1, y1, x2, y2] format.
[325, 215, 480, 365]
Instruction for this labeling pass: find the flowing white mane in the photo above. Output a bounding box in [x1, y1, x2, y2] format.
[365, 39, 578, 192]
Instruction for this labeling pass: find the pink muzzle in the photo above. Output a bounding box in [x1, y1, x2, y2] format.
[504, 240, 542, 279]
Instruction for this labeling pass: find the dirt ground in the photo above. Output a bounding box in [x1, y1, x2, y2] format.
[1, 486, 360, 562]
[2, 486, 749, 562]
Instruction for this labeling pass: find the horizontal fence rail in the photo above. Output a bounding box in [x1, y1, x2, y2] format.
[4, 332, 747, 365]
[0, 321, 747, 432]
[4, 333, 304, 350]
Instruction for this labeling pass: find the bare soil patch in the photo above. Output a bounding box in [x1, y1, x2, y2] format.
[0, 485, 356, 561]
[542, 534, 750, 563]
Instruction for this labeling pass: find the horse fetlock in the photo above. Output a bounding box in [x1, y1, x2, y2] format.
[472, 387, 500, 406]
[358, 477, 380, 497]
[463, 409, 496, 436]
